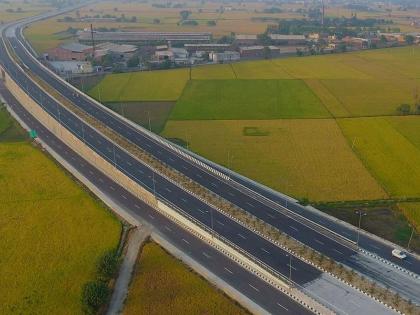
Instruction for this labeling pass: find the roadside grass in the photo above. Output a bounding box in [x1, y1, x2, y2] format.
[398, 202, 420, 230]
[0, 142, 121, 315]
[123, 241, 249, 315]
[170, 79, 330, 120]
[161, 119, 387, 202]
[89, 69, 189, 102]
[338, 117, 420, 198]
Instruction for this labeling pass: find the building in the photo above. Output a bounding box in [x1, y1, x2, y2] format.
[78, 30, 211, 44]
[209, 51, 240, 63]
[154, 47, 189, 64]
[50, 61, 93, 75]
[184, 43, 232, 52]
[342, 37, 369, 49]
[95, 42, 138, 61]
[45, 42, 93, 61]
[239, 46, 265, 58]
[235, 34, 258, 45]
[268, 34, 307, 45]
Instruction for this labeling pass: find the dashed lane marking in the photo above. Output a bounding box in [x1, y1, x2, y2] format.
[248, 284, 259, 292]
[261, 248, 270, 254]
[315, 239, 324, 245]
[290, 226, 299, 232]
[277, 303, 289, 312]
[224, 267, 234, 274]
[238, 233, 247, 239]
[202, 252, 211, 259]
[182, 238, 190, 244]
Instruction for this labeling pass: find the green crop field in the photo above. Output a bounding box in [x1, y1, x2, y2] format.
[123, 242, 248, 315]
[0, 108, 121, 314]
[170, 79, 330, 120]
[162, 119, 387, 202]
[232, 60, 292, 79]
[89, 69, 189, 102]
[338, 117, 420, 198]
[192, 64, 236, 80]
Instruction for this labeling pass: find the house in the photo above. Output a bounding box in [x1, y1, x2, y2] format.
[50, 61, 93, 75]
[184, 43, 232, 52]
[269, 34, 307, 45]
[209, 51, 240, 63]
[235, 34, 258, 45]
[45, 42, 93, 61]
[154, 47, 189, 64]
[342, 37, 369, 49]
[239, 46, 265, 58]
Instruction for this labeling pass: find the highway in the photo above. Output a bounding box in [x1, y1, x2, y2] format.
[10, 21, 420, 278]
[1, 6, 419, 310]
[0, 83, 312, 315]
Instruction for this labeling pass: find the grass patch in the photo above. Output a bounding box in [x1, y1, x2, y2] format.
[0, 142, 121, 314]
[170, 79, 330, 120]
[338, 117, 420, 198]
[243, 126, 269, 136]
[89, 69, 189, 102]
[161, 119, 387, 202]
[123, 241, 248, 315]
[0, 106, 27, 142]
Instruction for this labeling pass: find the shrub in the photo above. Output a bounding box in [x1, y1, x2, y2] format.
[97, 250, 119, 280]
[81, 281, 109, 314]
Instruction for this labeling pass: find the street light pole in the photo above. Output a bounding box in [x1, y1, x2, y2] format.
[289, 254, 292, 282]
[355, 210, 366, 247]
[210, 208, 214, 238]
[407, 225, 415, 251]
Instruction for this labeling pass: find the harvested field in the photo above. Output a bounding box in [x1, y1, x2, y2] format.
[162, 119, 387, 202]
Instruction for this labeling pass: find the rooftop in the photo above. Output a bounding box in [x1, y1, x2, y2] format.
[60, 42, 92, 52]
[269, 34, 306, 40]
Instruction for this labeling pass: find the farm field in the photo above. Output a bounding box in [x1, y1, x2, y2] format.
[0, 1, 51, 23]
[161, 119, 387, 202]
[170, 79, 330, 120]
[0, 108, 121, 314]
[399, 203, 420, 230]
[89, 69, 189, 102]
[338, 117, 420, 198]
[123, 242, 248, 315]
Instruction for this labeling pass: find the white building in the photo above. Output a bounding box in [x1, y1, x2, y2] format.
[209, 51, 240, 63]
[50, 61, 93, 75]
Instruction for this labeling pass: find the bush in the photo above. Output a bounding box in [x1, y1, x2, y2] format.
[82, 281, 109, 314]
[97, 250, 119, 280]
[397, 103, 411, 115]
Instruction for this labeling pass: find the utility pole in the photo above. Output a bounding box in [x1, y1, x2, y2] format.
[210, 208, 214, 238]
[147, 110, 152, 132]
[113, 145, 117, 167]
[152, 171, 156, 197]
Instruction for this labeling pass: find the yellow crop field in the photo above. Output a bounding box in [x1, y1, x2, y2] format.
[387, 116, 420, 150]
[192, 64, 236, 79]
[321, 79, 413, 116]
[0, 1, 51, 23]
[232, 60, 292, 79]
[123, 242, 248, 315]
[338, 117, 420, 198]
[162, 119, 387, 202]
[398, 203, 420, 230]
[0, 143, 121, 314]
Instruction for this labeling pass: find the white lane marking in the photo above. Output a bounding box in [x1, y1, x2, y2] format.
[267, 213, 276, 219]
[182, 165, 188, 170]
[196, 173, 202, 178]
[164, 225, 172, 231]
[71, 157, 76, 161]
[287, 263, 297, 271]
[224, 267, 234, 274]
[134, 204, 140, 209]
[110, 186, 115, 191]
[290, 226, 299, 232]
[121, 195, 127, 200]
[333, 248, 344, 255]
[342, 231, 351, 237]
[238, 233, 247, 239]
[248, 284, 259, 292]
[169, 157, 175, 162]
[369, 244, 380, 250]
[181, 198, 188, 203]
[127, 161, 132, 166]
[182, 238, 190, 244]
[277, 303, 289, 311]
[315, 239, 324, 245]
[138, 170, 144, 174]
[228, 191, 235, 197]
[246, 202, 255, 208]
[98, 178, 104, 183]
[261, 248, 270, 254]
[197, 208, 206, 214]
[148, 214, 155, 220]
[145, 143, 151, 148]
[405, 260, 413, 265]
[202, 252, 211, 259]
[107, 147, 112, 152]
[165, 187, 172, 193]
[89, 170, 94, 175]
[210, 182, 218, 187]
[216, 220, 225, 226]
[157, 150, 162, 154]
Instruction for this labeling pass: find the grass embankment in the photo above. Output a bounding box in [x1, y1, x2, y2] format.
[124, 242, 248, 315]
[0, 107, 121, 314]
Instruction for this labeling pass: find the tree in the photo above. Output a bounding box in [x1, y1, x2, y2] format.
[207, 20, 216, 26]
[179, 10, 191, 20]
[405, 35, 415, 45]
[127, 55, 139, 68]
[81, 281, 109, 314]
[397, 103, 411, 115]
[97, 250, 119, 280]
